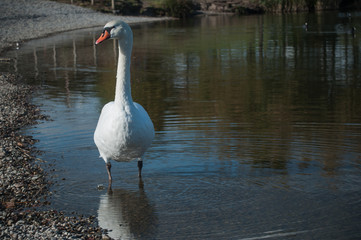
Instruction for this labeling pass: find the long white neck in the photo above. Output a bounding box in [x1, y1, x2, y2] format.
[114, 39, 133, 105]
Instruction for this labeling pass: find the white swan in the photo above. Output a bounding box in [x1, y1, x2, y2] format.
[94, 20, 154, 184]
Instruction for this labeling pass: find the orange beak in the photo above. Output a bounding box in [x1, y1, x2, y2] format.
[95, 30, 110, 45]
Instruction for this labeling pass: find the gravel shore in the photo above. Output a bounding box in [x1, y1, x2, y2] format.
[0, 0, 167, 54]
[0, 74, 105, 239]
[0, 0, 168, 239]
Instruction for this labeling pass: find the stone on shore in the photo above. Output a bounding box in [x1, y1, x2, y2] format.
[0, 74, 105, 239]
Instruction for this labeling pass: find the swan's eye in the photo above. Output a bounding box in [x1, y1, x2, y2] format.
[103, 26, 115, 34]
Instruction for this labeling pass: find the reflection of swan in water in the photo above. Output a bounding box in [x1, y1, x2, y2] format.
[97, 180, 157, 239]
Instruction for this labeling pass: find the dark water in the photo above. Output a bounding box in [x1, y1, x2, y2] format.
[1, 11, 361, 239]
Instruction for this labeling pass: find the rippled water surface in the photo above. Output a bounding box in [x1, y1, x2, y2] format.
[2, 12, 361, 239]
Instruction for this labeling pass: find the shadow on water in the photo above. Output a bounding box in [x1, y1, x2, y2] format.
[1, 11, 361, 239]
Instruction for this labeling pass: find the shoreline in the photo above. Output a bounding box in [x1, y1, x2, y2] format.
[0, 0, 170, 55]
[0, 74, 105, 239]
[0, 0, 170, 239]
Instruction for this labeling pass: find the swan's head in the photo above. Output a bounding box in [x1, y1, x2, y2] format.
[95, 20, 133, 45]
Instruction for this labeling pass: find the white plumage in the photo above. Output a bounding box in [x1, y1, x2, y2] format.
[94, 20, 154, 183]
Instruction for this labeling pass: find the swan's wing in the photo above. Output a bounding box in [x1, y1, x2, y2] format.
[94, 102, 116, 156]
[94, 102, 114, 135]
[133, 102, 155, 138]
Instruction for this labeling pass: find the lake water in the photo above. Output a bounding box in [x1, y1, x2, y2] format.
[1, 11, 361, 239]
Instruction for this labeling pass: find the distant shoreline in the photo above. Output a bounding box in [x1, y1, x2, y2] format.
[0, 0, 170, 55]
[52, 0, 361, 18]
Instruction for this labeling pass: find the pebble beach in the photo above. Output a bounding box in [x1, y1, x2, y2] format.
[0, 0, 167, 239]
[0, 0, 166, 53]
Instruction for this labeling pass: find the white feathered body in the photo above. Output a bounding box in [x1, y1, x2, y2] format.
[94, 101, 154, 163]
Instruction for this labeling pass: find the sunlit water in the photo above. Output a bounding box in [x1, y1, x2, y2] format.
[1, 12, 361, 239]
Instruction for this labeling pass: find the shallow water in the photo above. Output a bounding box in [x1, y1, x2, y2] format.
[2, 12, 361, 239]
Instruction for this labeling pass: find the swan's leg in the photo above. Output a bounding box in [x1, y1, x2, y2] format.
[106, 162, 112, 184]
[137, 160, 143, 178]
[138, 177, 144, 189]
